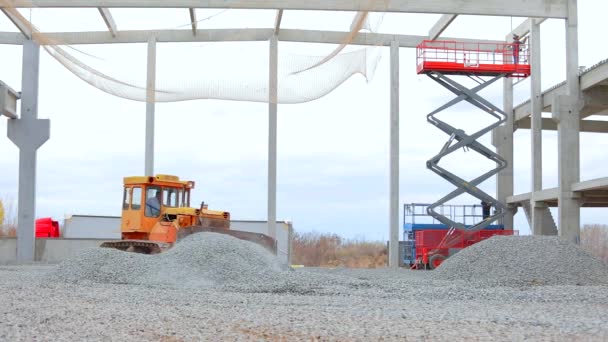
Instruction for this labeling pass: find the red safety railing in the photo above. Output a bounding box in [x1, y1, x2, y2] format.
[416, 40, 531, 78]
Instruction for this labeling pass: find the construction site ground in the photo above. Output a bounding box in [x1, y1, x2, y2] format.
[1, 265, 607, 341]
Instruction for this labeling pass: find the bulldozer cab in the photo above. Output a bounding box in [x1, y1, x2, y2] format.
[121, 175, 194, 240]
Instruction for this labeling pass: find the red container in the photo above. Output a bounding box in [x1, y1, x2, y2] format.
[35, 217, 60, 238]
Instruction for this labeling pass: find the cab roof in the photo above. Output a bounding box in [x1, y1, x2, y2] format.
[123, 174, 195, 188]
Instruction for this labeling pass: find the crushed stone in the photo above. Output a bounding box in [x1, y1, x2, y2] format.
[47, 232, 366, 294]
[433, 235, 608, 286]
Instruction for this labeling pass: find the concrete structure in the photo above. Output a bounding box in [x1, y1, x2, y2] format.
[63, 215, 122, 239]
[145, 37, 156, 176]
[0, 238, 110, 264]
[497, 0, 608, 243]
[389, 40, 400, 268]
[0, 0, 592, 264]
[6, 41, 50, 262]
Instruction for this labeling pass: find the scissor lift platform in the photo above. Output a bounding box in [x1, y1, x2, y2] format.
[416, 40, 531, 78]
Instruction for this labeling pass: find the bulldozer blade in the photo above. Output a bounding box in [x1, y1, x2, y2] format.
[178, 226, 277, 254]
[100, 240, 171, 255]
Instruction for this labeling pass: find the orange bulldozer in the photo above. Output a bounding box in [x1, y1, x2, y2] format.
[101, 174, 275, 254]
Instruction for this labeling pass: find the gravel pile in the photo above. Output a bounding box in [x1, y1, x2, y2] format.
[49, 233, 288, 289]
[434, 235, 608, 286]
[47, 232, 365, 294]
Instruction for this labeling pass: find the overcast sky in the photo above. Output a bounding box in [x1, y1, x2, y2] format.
[1, 1, 607, 240]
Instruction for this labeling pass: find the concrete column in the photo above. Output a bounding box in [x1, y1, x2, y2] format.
[493, 77, 514, 229]
[529, 19, 545, 235]
[7, 40, 50, 262]
[267, 35, 278, 239]
[145, 37, 156, 176]
[388, 41, 400, 268]
[555, 0, 582, 244]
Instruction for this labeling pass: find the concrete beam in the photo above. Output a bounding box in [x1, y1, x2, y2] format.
[0, 29, 505, 47]
[0, 81, 20, 119]
[388, 40, 399, 268]
[530, 18, 544, 235]
[1, 8, 31, 38]
[189, 8, 197, 36]
[533, 188, 559, 204]
[97, 8, 117, 37]
[507, 17, 546, 39]
[274, 9, 283, 34]
[556, 0, 581, 244]
[517, 117, 608, 133]
[145, 37, 156, 176]
[507, 188, 559, 204]
[573, 177, 608, 192]
[514, 59, 608, 122]
[3, 1, 568, 18]
[493, 77, 514, 229]
[267, 34, 278, 240]
[428, 14, 457, 40]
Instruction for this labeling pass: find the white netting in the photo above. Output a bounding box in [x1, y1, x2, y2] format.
[1, 1, 384, 104]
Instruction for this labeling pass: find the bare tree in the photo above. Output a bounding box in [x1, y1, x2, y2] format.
[581, 224, 608, 263]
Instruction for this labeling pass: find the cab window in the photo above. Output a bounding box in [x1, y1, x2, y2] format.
[177, 189, 183, 207]
[122, 187, 131, 210]
[145, 186, 161, 217]
[163, 188, 180, 208]
[132, 187, 142, 210]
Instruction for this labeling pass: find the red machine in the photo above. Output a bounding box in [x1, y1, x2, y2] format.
[413, 229, 517, 270]
[35, 217, 60, 238]
[416, 40, 530, 78]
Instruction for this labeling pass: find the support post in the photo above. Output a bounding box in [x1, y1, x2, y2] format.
[493, 77, 514, 230]
[530, 19, 546, 235]
[555, 0, 581, 243]
[145, 36, 156, 176]
[267, 34, 278, 239]
[389, 40, 400, 268]
[7, 40, 50, 262]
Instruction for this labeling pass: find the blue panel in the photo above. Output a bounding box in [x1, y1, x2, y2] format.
[404, 223, 505, 231]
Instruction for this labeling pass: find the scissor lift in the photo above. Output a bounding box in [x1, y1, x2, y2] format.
[416, 40, 531, 232]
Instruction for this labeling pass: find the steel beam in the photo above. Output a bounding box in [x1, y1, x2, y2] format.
[389, 40, 399, 268]
[0, 29, 503, 47]
[2, 0, 568, 18]
[267, 34, 278, 240]
[145, 37, 156, 176]
[428, 14, 457, 40]
[97, 8, 117, 37]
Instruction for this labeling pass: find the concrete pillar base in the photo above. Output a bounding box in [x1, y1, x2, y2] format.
[7, 118, 50, 262]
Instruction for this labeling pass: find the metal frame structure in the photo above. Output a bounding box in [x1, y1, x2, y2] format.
[424, 72, 509, 231]
[0, 0, 586, 267]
